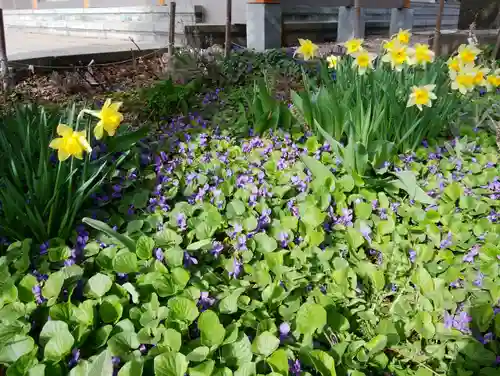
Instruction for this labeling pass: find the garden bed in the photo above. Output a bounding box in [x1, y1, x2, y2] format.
[0, 33, 499, 376]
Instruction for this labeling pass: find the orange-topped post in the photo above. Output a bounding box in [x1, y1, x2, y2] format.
[389, 0, 414, 36]
[246, 0, 281, 51]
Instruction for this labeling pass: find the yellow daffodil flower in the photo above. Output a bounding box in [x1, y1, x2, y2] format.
[381, 44, 410, 71]
[451, 66, 477, 95]
[326, 55, 339, 69]
[344, 38, 364, 55]
[49, 124, 92, 161]
[406, 85, 437, 111]
[395, 29, 411, 45]
[382, 38, 397, 51]
[447, 56, 461, 74]
[294, 39, 319, 61]
[486, 69, 500, 92]
[352, 51, 376, 75]
[409, 43, 435, 66]
[90, 99, 124, 140]
[472, 66, 490, 86]
[457, 43, 481, 64]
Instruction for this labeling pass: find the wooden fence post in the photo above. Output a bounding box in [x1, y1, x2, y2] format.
[353, 0, 362, 38]
[168, 2, 176, 59]
[225, 0, 232, 57]
[0, 9, 9, 91]
[432, 0, 445, 54]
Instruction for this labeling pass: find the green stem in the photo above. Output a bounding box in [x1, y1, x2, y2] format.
[47, 163, 62, 238]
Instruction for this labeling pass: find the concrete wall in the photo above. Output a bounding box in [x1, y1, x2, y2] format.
[4, 6, 195, 44]
[2, 1, 460, 45]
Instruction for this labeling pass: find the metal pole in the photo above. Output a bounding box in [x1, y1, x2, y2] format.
[225, 0, 232, 57]
[0, 9, 8, 91]
[168, 1, 176, 60]
[353, 0, 361, 38]
[432, 0, 445, 55]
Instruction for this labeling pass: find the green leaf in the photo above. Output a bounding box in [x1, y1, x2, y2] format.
[254, 233, 277, 253]
[299, 202, 326, 228]
[300, 155, 335, 187]
[186, 346, 210, 362]
[189, 360, 215, 376]
[227, 200, 246, 218]
[187, 239, 213, 251]
[122, 283, 140, 304]
[296, 303, 327, 336]
[198, 310, 226, 347]
[154, 352, 189, 376]
[354, 203, 372, 220]
[164, 247, 184, 267]
[471, 304, 494, 332]
[168, 297, 199, 323]
[74, 300, 95, 324]
[251, 331, 280, 357]
[346, 228, 364, 249]
[414, 311, 435, 339]
[118, 360, 143, 376]
[364, 334, 387, 356]
[91, 325, 113, 349]
[127, 220, 144, 234]
[113, 250, 138, 274]
[17, 275, 37, 302]
[309, 350, 336, 376]
[136, 236, 155, 260]
[392, 171, 435, 205]
[221, 333, 253, 367]
[234, 363, 256, 376]
[219, 290, 243, 314]
[86, 349, 113, 376]
[99, 295, 123, 324]
[0, 336, 34, 363]
[108, 332, 140, 356]
[83, 218, 136, 252]
[44, 330, 74, 362]
[155, 229, 183, 247]
[412, 267, 434, 294]
[48, 246, 72, 262]
[42, 271, 64, 299]
[87, 273, 112, 298]
[162, 329, 182, 352]
[443, 182, 463, 202]
[267, 349, 288, 375]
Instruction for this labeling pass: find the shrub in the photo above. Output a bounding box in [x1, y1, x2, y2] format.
[140, 78, 203, 121]
[2, 122, 499, 375]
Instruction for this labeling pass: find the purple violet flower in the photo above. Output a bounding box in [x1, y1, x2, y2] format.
[211, 242, 224, 258]
[154, 248, 164, 262]
[198, 292, 216, 311]
[463, 245, 480, 263]
[229, 257, 243, 279]
[176, 213, 187, 231]
[289, 359, 301, 376]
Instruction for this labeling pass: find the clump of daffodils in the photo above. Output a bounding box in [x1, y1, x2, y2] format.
[49, 99, 124, 162]
[446, 42, 498, 95]
[381, 30, 434, 70]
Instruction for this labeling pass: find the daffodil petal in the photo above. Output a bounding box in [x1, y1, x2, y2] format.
[109, 102, 123, 111]
[56, 124, 73, 137]
[94, 123, 104, 140]
[58, 149, 70, 162]
[49, 138, 62, 150]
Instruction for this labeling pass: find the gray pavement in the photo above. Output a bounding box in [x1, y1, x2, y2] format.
[6, 28, 165, 61]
